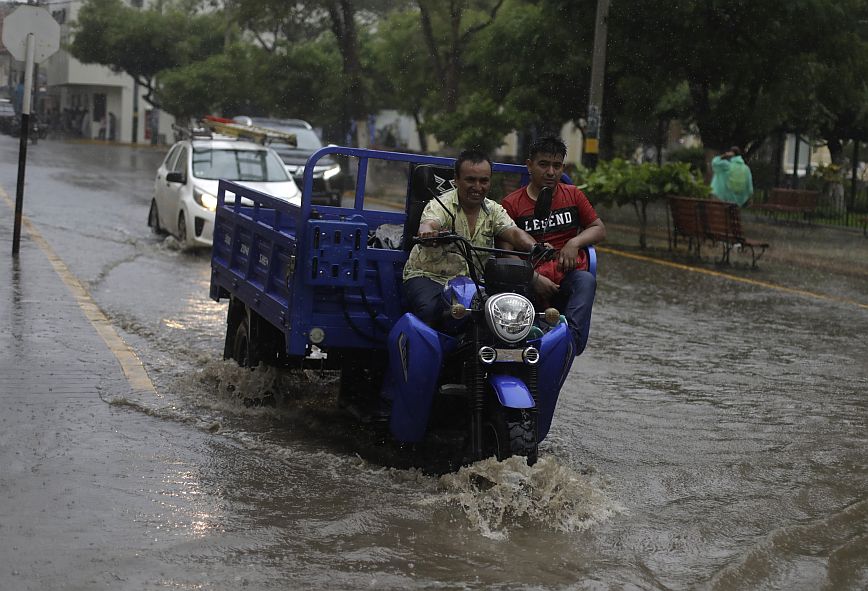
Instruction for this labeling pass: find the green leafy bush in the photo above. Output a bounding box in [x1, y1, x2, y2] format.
[580, 159, 709, 248]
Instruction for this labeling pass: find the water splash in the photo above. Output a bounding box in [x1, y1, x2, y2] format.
[438, 456, 623, 540]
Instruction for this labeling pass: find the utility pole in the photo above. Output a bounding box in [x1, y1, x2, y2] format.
[583, 0, 610, 169]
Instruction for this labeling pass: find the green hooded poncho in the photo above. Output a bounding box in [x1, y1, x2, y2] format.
[711, 155, 754, 207]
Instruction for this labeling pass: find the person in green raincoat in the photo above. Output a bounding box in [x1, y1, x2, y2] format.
[711, 146, 754, 207]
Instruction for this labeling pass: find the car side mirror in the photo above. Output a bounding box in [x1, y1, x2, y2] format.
[166, 171, 186, 184]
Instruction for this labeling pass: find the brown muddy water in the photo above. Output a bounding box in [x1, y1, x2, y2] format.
[0, 137, 865, 589]
[98, 246, 867, 590]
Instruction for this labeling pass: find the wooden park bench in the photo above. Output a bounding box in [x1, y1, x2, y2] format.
[753, 188, 820, 221]
[668, 196, 769, 268]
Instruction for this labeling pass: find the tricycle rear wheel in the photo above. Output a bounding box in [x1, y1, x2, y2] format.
[231, 316, 256, 367]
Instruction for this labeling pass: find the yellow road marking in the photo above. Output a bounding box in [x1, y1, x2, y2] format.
[0, 187, 158, 395]
[597, 246, 868, 310]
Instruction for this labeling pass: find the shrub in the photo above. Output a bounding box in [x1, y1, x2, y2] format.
[581, 159, 709, 248]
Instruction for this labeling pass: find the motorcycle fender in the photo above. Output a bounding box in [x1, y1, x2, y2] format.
[488, 374, 534, 409]
[383, 313, 456, 442]
[535, 323, 576, 441]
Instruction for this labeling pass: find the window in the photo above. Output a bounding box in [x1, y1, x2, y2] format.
[161, 144, 182, 169]
[192, 148, 290, 182]
[171, 147, 188, 174]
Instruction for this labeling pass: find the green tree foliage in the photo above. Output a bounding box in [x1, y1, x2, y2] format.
[262, 40, 345, 129]
[422, 92, 513, 153]
[70, 0, 226, 110]
[799, 0, 868, 163]
[157, 44, 266, 121]
[470, 0, 595, 139]
[70, 0, 868, 168]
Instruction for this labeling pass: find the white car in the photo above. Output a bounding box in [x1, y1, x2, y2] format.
[148, 136, 301, 247]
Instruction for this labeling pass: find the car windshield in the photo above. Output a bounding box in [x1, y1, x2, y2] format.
[192, 148, 290, 182]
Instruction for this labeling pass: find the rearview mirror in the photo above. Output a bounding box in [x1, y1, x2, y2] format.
[166, 171, 186, 184]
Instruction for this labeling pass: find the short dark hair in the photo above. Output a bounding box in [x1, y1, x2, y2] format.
[528, 136, 567, 160]
[454, 149, 492, 178]
[729, 146, 742, 157]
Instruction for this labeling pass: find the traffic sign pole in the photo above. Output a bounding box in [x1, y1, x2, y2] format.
[2, 5, 60, 256]
[12, 33, 35, 256]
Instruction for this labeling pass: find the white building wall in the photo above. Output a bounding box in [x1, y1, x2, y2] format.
[34, 0, 174, 144]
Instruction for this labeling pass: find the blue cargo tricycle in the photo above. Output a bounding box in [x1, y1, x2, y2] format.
[209, 147, 596, 466]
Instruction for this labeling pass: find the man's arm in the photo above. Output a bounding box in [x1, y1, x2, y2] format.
[557, 218, 606, 272]
[498, 225, 538, 252]
[498, 225, 560, 300]
[417, 218, 442, 239]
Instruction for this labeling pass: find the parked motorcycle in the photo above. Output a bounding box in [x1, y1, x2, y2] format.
[9, 114, 45, 143]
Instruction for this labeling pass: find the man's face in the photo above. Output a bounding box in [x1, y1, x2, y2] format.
[456, 159, 492, 209]
[527, 152, 565, 191]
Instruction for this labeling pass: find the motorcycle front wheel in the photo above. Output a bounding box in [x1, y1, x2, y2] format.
[482, 405, 538, 465]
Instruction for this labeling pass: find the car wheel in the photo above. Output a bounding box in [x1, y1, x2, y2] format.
[177, 211, 188, 246]
[148, 199, 166, 235]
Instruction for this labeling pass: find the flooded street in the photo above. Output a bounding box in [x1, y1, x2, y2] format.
[1, 138, 866, 590]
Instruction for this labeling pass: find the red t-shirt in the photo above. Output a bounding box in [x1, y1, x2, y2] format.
[502, 183, 598, 281]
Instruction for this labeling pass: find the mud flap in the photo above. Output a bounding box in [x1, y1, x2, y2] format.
[488, 374, 534, 409]
[383, 313, 456, 442]
[534, 323, 576, 441]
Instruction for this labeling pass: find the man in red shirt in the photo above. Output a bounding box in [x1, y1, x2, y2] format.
[501, 136, 606, 355]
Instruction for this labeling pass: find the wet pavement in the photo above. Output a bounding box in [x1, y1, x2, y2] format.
[0, 138, 866, 590]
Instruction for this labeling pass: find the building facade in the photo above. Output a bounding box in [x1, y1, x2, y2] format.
[1, 0, 174, 144]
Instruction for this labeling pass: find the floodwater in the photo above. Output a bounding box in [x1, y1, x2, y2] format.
[0, 137, 866, 590]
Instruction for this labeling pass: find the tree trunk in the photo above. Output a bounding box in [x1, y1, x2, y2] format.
[327, 0, 366, 143]
[413, 111, 428, 153]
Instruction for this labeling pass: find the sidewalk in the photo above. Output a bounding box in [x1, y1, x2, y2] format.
[595, 201, 868, 307]
[0, 199, 219, 590]
[0, 213, 135, 407]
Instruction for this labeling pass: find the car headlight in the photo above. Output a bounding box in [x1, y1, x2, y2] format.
[193, 188, 218, 212]
[322, 164, 341, 180]
[485, 293, 535, 343]
[312, 163, 341, 180]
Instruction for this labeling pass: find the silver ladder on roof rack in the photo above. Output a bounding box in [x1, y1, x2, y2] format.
[171, 117, 298, 147]
[200, 116, 298, 146]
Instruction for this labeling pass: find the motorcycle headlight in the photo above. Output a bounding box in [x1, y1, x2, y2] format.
[485, 293, 534, 343]
[193, 188, 218, 212]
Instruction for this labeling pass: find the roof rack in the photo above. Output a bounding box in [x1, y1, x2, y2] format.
[199, 115, 298, 147]
[172, 122, 212, 141]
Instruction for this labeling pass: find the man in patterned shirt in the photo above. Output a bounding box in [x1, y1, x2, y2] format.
[402, 149, 540, 328]
[502, 136, 606, 355]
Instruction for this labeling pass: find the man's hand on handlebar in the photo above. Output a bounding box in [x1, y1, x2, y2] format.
[415, 229, 455, 247]
[529, 242, 556, 265]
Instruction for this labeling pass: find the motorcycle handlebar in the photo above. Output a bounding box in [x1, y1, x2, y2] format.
[412, 232, 556, 265]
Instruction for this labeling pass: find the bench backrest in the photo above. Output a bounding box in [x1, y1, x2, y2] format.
[701, 200, 738, 241]
[669, 196, 703, 237]
[768, 188, 819, 208]
[669, 196, 746, 241]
